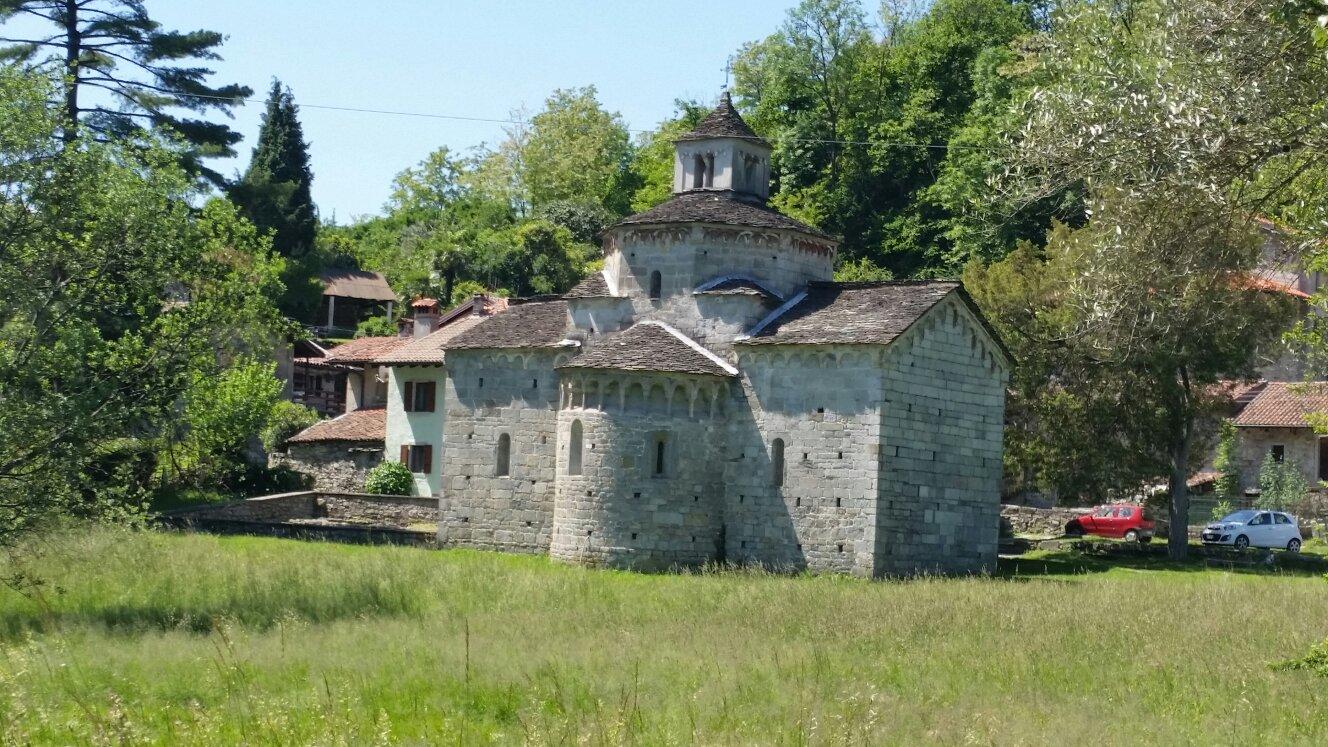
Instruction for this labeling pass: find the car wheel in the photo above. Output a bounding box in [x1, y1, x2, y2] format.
[1234, 535, 1250, 551]
[1124, 529, 1140, 543]
[1288, 538, 1302, 554]
[1065, 522, 1084, 538]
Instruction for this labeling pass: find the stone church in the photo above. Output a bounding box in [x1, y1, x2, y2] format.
[376, 94, 1012, 576]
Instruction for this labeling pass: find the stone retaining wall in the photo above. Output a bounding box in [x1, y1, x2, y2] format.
[167, 491, 438, 531]
[1001, 504, 1092, 538]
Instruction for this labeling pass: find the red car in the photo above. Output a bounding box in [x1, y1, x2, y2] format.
[1066, 504, 1155, 542]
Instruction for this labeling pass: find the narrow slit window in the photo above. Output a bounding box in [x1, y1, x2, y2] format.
[568, 420, 584, 476]
[496, 433, 511, 476]
[653, 433, 669, 476]
[772, 438, 785, 487]
[648, 271, 662, 300]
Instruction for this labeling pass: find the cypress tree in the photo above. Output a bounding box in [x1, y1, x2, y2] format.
[232, 80, 316, 258]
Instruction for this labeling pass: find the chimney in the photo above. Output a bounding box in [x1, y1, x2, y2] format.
[411, 297, 441, 338]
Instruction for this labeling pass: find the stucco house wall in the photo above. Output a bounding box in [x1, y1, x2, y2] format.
[385, 366, 446, 496]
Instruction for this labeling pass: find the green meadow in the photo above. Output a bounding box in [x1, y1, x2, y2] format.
[1, 527, 1326, 745]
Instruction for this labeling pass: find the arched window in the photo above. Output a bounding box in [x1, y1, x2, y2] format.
[568, 420, 583, 476]
[772, 438, 785, 487]
[648, 271, 662, 300]
[692, 154, 707, 188]
[704, 153, 715, 188]
[496, 433, 511, 476]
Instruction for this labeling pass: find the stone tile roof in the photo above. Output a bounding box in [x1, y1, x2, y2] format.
[377, 314, 489, 365]
[444, 298, 572, 350]
[676, 92, 766, 146]
[564, 271, 613, 299]
[558, 321, 738, 378]
[613, 192, 833, 240]
[321, 335, 408, 364]
[739, 281, 1009, 361]
[694, 275, 782, 301]
[1233, 381, 1328, 428]
[319, 270, 397, 302]
[288, 407, 386, 444]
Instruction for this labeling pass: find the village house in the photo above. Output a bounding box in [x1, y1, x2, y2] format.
[358, 95, 1012, 576]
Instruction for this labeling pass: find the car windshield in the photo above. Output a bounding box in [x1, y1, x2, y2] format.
[1220, 510, 1257, 523]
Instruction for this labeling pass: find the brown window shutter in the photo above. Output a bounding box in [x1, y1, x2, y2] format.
[424, 382, 436, 412]
[422, 445, 433, 474]
[399, 444, 409, 465]
[403, 382, 414, 412]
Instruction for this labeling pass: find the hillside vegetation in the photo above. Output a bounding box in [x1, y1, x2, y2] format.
[1, 528, 1326, 744]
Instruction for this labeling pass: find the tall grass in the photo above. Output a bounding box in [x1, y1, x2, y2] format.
[1, 526, 1326, 744]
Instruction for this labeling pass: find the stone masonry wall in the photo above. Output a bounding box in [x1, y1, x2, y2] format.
[550, 372, 728, 570]
[727, 346, 884, 576]
[604, 227, 833, 344]
[1235, 426, 1320, 493]
[875, 297, 1008, 575]
[437, 350, 564, 554]
[271, 442, 382, 493]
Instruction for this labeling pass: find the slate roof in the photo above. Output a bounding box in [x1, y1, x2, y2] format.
[377, 314, 489, 365]
[676, 92, 766, 145]
[558, 321, 737, 378]
[1233, 381, 1328, 428]
[564, 272, 613, 299]
[319, 270, 397, 302]
[613, 191, 833, 240]
[321, 335, 408, 364]
[287, 407, 386, 444]
[739, 280, 1010, 361]
[444, 298, 572, 350]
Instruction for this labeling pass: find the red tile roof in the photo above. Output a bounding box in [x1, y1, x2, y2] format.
[321, 336, 408, 364]
[1233, 381, 1328, 428]
[287, 407, 386, 443]
[1240, 275, 1310, 300]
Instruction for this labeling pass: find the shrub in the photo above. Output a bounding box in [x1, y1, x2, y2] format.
[364, 461, 413, 495]
[354, 315, 397, 338]
[261, 401, 319, 453]
[1257, 453, 1308, 510]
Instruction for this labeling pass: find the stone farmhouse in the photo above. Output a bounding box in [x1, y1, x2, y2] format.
[314, 94, 1014, 577]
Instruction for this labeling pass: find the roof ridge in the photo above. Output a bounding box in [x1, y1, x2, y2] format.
[809, 279, 960, 289]
[637, 320, 739, 376]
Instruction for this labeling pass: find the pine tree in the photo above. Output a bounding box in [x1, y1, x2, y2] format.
[231, 80, 316, 259]
[0, 0, 252, 185]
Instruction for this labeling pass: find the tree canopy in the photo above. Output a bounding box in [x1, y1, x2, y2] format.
[0, 0, 251, 184]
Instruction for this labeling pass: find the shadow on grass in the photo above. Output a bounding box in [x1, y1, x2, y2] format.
[998, 542, 1328, 579]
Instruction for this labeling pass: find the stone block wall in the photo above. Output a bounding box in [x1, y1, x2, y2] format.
[550, 372, 728, 570]
[437, 350, 564, 554]
[271, 442, 381, 493]
[604, 227, 833, 333]
[727, 347, 884, 576]
[1235, 426, 1321, 493]
[875, 297, 1008, 575]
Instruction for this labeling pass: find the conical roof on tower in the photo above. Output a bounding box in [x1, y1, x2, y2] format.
[675, 91, 768, 146]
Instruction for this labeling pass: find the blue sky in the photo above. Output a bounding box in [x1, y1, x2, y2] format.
[137, 1, 802, 221]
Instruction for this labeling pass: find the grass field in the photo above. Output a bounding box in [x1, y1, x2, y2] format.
[1, 528, 1327, 745]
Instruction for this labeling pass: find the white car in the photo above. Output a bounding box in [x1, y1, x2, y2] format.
[1200, 510, 1302, 552]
